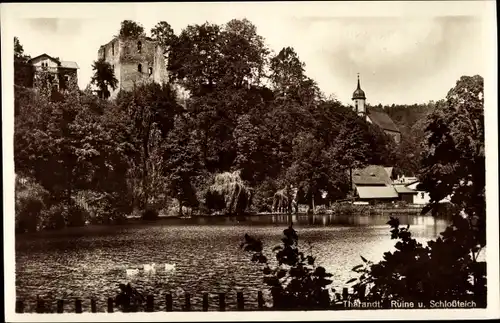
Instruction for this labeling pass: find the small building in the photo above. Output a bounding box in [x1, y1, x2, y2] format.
[27, 53, 79, 91]
[406, 181, 451, 205]
[393, 184, 418, 203]
[352, 165, 399, 204]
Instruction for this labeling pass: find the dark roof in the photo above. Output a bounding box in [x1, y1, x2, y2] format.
[28, 53, 59, 64]
[393, 185, 418, 194]
[352, 165, 392, 185]
[367, 108, 400, 133]
[352, 76, 366, 100]
[28, 54, 79, 70]
[356, 186, 398, 199]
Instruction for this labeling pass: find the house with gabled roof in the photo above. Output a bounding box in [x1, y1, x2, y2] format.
[27, 53, 79, 91]
[351, 165, 399, 204]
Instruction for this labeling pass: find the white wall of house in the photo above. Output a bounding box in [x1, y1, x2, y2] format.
[407, 182, 451, 204]
[31, 57, 59, 72]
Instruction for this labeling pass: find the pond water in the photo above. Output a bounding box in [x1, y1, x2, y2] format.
[15, 213, 449, 312]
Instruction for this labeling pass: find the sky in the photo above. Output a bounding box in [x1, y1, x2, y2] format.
[3, 1, 494, 105]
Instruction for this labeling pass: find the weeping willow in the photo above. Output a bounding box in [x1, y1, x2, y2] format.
[205, 171, 253, 215]
[272, 186, 298, 214]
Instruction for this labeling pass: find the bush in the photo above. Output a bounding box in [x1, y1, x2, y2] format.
[76, 191, 129, 224]
[66, 203, 90, 227]
[315, 205, 328, 214]
[40, 203, 66, 230]
[348, 216, 486, 306]
[142, 207, 159, 220]
[15, 177, 48, 233]
[241, 226, 333, 310]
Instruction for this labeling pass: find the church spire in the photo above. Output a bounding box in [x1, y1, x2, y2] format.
[352, 73, 366, 100]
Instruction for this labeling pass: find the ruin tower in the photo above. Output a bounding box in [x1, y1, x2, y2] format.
[352, 73, 366, 116]
[97, 35, 168, 99]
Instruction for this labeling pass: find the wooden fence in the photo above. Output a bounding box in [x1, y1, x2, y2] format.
[16, 287, 363, 313]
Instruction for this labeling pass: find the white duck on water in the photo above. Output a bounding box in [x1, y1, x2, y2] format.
[144, 263, 157, 274]
[126, 268, 140, 277]
[164, 263, 176, 272]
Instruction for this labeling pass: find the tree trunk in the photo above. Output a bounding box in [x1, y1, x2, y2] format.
[179, 199, 183, 216]
[142, 125, 151, 209]
[311, 193, 315, 215]
[349, 167, 353, 194]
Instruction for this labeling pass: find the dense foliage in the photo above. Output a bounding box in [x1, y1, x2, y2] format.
[13, 19, 463, 230]
[347, 75, 486, 307]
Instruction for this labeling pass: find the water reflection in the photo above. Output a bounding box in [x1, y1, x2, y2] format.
[15, 214, 449, 312]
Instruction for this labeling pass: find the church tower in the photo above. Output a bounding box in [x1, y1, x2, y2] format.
[352, 74, 366, 116]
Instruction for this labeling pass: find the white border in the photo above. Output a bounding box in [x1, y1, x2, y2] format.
[2, 1, 499, 321]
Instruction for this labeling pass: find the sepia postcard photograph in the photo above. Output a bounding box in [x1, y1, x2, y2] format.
[2, 1, 499, 322]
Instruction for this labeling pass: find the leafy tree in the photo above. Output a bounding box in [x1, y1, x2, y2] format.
[14, 37, 33, 87]
[90, 58, 118, 99]
[14, 86, 133, 226]
[219, 19, 269, 87]
[116, 83, 183, 210]
[168, 22, 223, 93]
[420, 75, 485, 247]
[163, 117, 203, 215]
[119, 20, 145, 38]
[151, 21, 177, 51]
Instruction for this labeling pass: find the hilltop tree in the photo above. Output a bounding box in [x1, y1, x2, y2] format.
[90, 58, 118, 99]
[119, 20, 145, 38]
[151, 21, 177, 51]
[219, 19, 269, 87]
[168, 22, 223, 93]
[14, 37, 33, 87]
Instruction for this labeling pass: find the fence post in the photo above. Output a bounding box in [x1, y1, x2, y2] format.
[56, 300, 64, 313]
[146, 295, 154, 312]
[359, 285, 366, 301]
[75, 299, 82, 313]
[342, 287, 349, 300]
[320, 290, 330, 309]
[237, 292, 244, 311]
[165, 294, 173, 312]
[218, 293, 226, 312]
[16, 300, 24, 313]
[202, 293, 209, 312]
[122, 295, 130, 313]
[36, 298, 45, 313]
[183, 293, 191, 312]
[91, 299, 97, 313]
[107, 297, 114, 313]
[257, 291, 265, 309]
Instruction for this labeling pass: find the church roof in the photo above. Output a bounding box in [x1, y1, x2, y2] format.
[367, 108, 400, 133]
